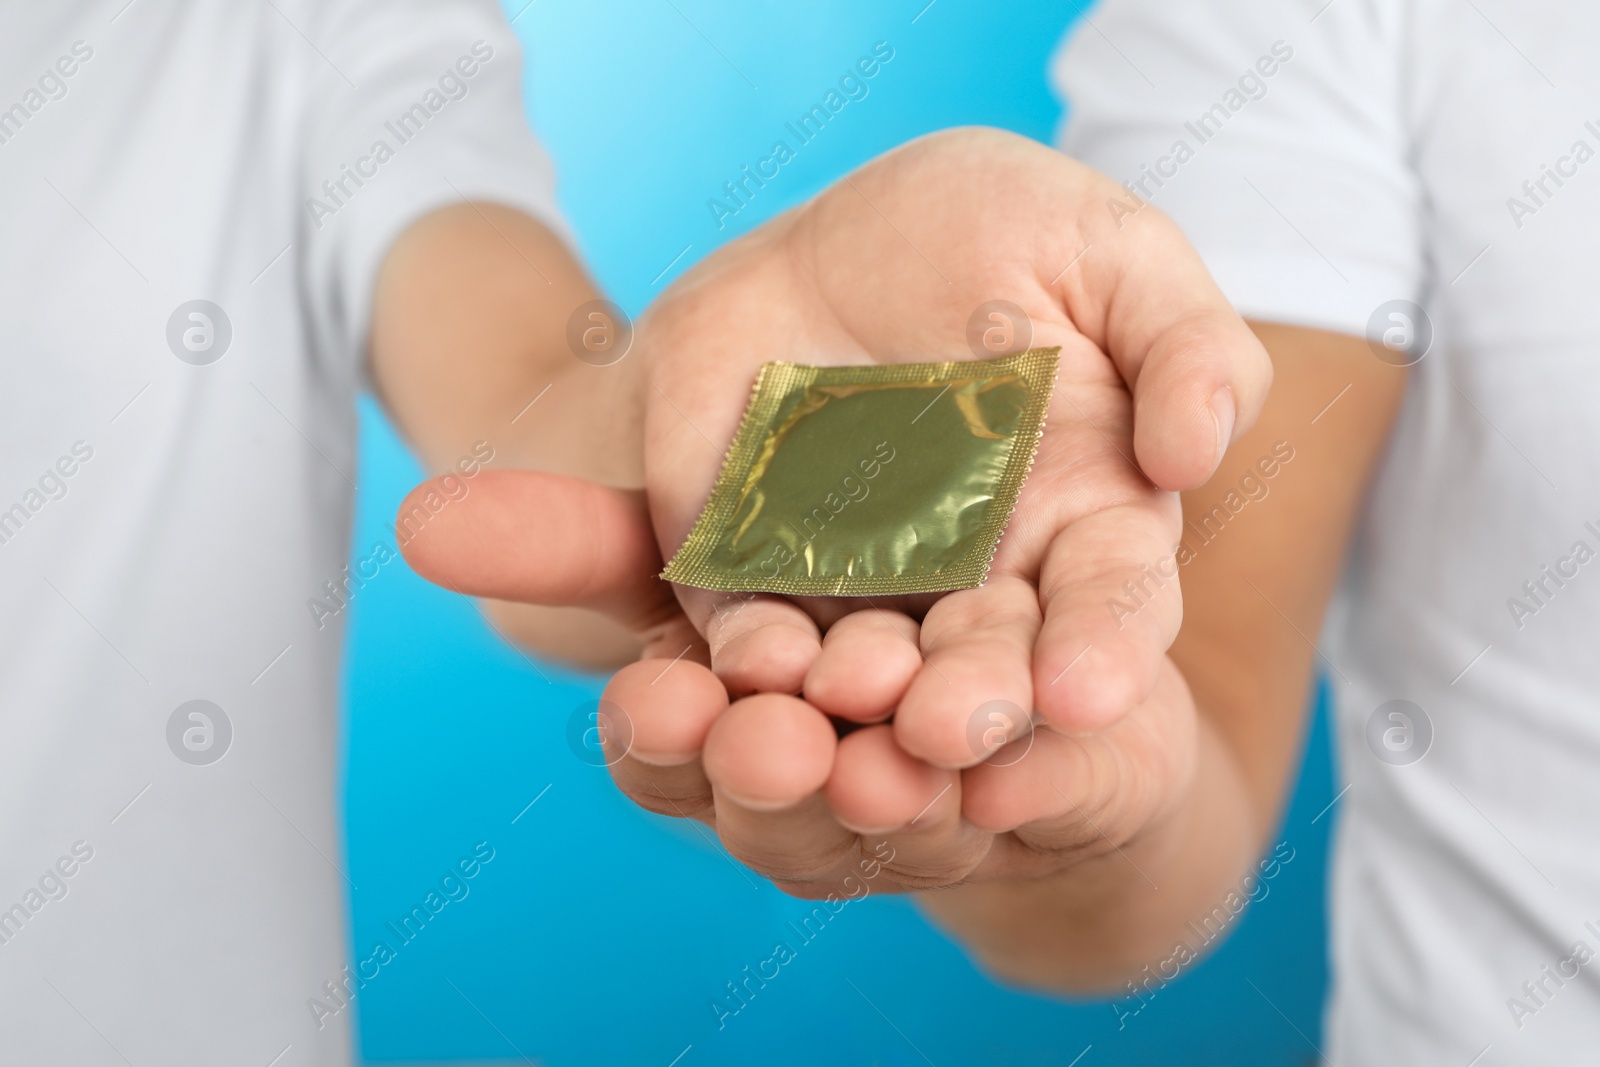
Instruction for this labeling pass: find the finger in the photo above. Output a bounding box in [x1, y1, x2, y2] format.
[969, 662, 1195, 851]
[702, 694, 836, 809]
[635, 616, 712, 664]
[701, 694, 853, 883]
[1129, 304, 1273, 492]
[803, 609, 922, 722]
[605, 657, 728, 765]
[892, 575, 1040, 770]
[1032, 499, 1183, 733]
[827, 726, 991, 887]
[825, 724, 950, 834]
[1066, 195, 1273, 491]
[678, 587, 822, 698]
[952, 727, 1127, 883]
[599, 658, 727, 820]
[961, 662, 1196, 888]
[397, 469, 676, 632]
[960, 727, 1097, 836]
[811, 131, 1270, 490]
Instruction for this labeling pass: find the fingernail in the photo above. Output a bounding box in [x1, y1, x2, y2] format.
[1209, 385, 1236, 468]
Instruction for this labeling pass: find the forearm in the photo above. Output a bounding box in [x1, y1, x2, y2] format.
[917, 711, 1265, 993]
[370, 201, 644, 486]
[371, 202, 647, 669]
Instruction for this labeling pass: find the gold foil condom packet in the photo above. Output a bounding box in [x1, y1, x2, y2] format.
[661, 347, 1061, 597]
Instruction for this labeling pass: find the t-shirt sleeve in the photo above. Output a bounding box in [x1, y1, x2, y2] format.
[297, 0, 568, 368]
[1052, 0, 1423, 339]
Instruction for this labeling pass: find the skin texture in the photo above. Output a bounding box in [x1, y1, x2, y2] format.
[919, 322, 1405, 988]
[371, 200, 659, 670]
[639, 130, 1270, 743]
[379, 128, 1394, 991]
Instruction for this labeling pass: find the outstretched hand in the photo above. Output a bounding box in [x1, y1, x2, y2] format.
[402, 127, 1271, 897]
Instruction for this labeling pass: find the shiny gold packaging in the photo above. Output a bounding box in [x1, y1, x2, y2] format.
[662, 347, 1060, 596]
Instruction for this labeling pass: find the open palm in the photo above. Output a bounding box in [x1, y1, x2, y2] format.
[405, 128, 1270, 896]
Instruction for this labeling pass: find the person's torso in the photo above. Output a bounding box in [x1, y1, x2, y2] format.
[0, 4, 359, 1063]
[1326, 3, 1600, 1062]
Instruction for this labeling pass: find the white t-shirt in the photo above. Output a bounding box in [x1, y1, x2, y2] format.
[1058, 1, 1600, 1062]
[0, 2, 558, 1063]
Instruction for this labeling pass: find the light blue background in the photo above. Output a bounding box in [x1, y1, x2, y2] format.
[343, 1, 1339, 1063]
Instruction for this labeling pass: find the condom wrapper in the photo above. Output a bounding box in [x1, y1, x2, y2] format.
[661, 347, 1060, 597]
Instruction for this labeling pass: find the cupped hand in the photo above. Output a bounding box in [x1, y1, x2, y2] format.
[397, 462, 1202, 899]
[400, 127, 1268, 897]
[639, 127, 1268, 748]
